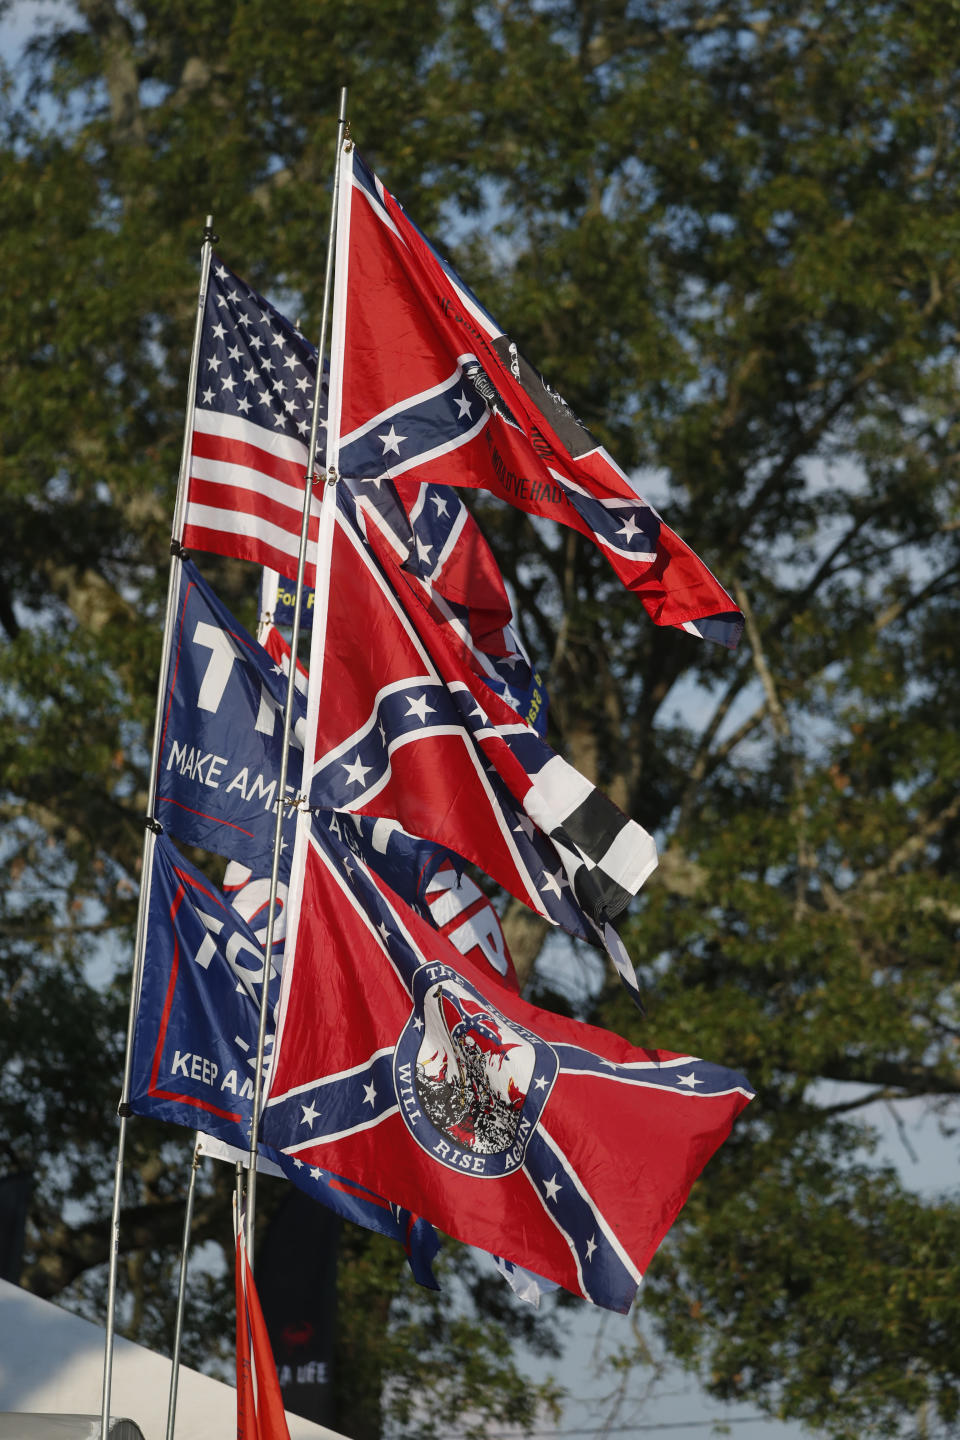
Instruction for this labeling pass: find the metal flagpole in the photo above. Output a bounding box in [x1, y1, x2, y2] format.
[244, 86, 350, 1265]
[164, 1137, 202, 1440]
[100, 216, 217, 1440]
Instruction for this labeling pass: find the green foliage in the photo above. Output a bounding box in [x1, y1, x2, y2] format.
[2, 2, 960, 1437]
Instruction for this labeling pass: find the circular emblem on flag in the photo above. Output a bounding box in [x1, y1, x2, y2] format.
[394, 963, 558, 1178]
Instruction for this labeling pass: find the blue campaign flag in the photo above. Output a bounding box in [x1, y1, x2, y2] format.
[321, 809, 451, 915]
[129, 831, 283, 1147]
[155, 558, 304, 871]
[155, 558, 454, 902]
[260, 567, 316, 632]
[130, 831, 440, 1286]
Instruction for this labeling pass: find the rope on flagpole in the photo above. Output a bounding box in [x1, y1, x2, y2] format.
[244, 86, 350, 1266]
[100, 214, 216, 1440]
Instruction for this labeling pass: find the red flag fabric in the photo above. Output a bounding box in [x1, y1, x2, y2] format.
[235, 1223, 292, 1440]
[328, 149, 743, 648]
[262, 820, 754, 1314]
[304, 495, 655, 998]
[181, 257, 549, 723]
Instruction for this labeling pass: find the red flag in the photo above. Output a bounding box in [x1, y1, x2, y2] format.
[262, 821, 754, 1313]
[181, 257, 547, 705]
[236, 1223, 292, 1440]
[328, 150, 743, 648]
[303, 497, 655, 999]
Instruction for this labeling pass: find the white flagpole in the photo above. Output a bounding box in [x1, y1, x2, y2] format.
[164, 1136, 202, 1440]
[259, 130, 354, 1253]
[100, 216, 216, 1440]
[244, 86, 350, 1264]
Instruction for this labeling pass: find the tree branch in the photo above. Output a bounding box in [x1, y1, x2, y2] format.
[734, 580, 813, 916]
[23, 1186, 231, 1301]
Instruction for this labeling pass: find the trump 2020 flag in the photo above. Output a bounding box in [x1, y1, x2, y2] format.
[260, 568, 315, 632]
[424, 860, 517, 991]
[130, 831, 441, 1286]
[261, 818, 754, 1313]
[225, 823, 518, 993]
[155, 558, 304, 871]
[130, 830, 280, 1145]
[327, 147, 743, 648]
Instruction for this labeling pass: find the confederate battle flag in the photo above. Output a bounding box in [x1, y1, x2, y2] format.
[260, 817, 754, 1314]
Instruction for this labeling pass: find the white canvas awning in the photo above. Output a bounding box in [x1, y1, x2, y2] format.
[0, 1279, 346, 1440]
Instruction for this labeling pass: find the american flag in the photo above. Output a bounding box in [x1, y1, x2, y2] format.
[183, 260, 325, 582]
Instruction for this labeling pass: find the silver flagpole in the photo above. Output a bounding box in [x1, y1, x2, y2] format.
[100, 216, 217, 1440]
[164, 1137, 202, 1440]
[244, 85, 349, 1265]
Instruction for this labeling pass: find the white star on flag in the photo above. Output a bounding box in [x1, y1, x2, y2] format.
[540, 869, 565, 899]
[543, 1175, 562, 1202]
[300, 1101, 320, 1127]
[405, 693, 435, 724]
[379, 423, 405, 456]
[677, 1071, 703, 1088]
[342, 754, 372, 786]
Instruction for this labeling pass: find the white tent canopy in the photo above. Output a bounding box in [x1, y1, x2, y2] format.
[0, 1279, 346, 1440]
